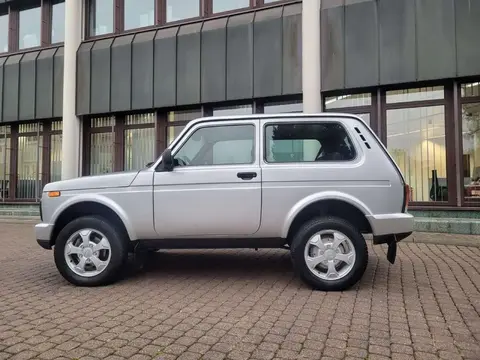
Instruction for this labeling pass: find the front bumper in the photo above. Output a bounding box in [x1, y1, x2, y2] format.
[35, 223, 54, 250]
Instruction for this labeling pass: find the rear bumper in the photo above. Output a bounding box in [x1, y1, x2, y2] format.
[35, 223, 54, 250]
[366, 213, 414, 238]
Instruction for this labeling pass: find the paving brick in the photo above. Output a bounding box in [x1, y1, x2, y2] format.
[0, 225, 479, 360]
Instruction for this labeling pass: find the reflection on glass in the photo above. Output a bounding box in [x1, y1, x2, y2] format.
[386, 87, 444, 104]
[167, 0, 200, 22]
[0, 126, 11, 200]
[265, 123, 355, 163]
[462, 103, 480, 203]
[90, 133, 113, 175]
[52, 1, 65, 43]
[168, 109, 202, 123]
[17, 123, 43, 200]
[213, 0, 250, 13]
[90, 116, 114, 175]
[174, 125, 255, 166]
[264, 0, 281, 2]
[325, 93, 371, 109]
[357, 113, 370, 126]
[168, 126, 186, 145]
[50, 121, 62, 182]
[19, 6, 41, 49]
[90, 0, 114, 36]
[264, 101, 303, 113]
[124, 113, 155, 171]
[213, 105, 252, 116]
[0, 14, 8, 53]
[124, 0, 154, 30]
[387, 106, 446, 202]
[461, 82, 480, 98]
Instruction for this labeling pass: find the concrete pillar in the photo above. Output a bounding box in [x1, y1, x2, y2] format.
[61, 0, 82, 180]
[302, 0, 322, 113]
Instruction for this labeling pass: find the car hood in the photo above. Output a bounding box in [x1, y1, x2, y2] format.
[43, 171, 141, 192]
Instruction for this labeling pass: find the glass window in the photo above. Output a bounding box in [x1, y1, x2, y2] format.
[386, 87, 444, 104]
[90, 117, 115, 175]
[124, 113, 155, 171]
[50, 121, 62, 182]
[325, 93, 371, 109]
[0, 126, 11, 200]
[461, 82, 480, 98]
[19, 6, 41, 49]
[264, 101, 303, 113]
[124, 0, 154, 31]
[167, 0, 200, 22]
[213, 0, 250, 13]
[167, 109, 202, 144]
[0, 13, 8, 53]
[355, 113, 370, 126]
[462, 103, 480, 203]
[213, 105, 253, 116]
[387, 106, 446, 202]
[174, 125, 255, 167]
[17, 123, 43, 200]
[51, 1, 65, 43]
[90, 0, 114, 36]
[265, 123, 356, 163]
[264, 0, 281, 3]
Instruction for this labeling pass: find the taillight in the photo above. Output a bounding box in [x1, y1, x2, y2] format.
[403, 184, 411, 212]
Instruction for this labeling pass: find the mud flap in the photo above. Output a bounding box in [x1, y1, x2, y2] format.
[387, 240, 397, 264]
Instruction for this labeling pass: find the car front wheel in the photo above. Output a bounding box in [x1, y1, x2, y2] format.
[291, 216, 368, 291]
[53, 216, 129, 286]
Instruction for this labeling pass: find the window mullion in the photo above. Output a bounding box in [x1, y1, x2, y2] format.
[115, 0, 124, 33]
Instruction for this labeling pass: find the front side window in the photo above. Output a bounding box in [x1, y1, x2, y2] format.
[265, 123, 356, 163]
[212, 0, 250, 14]
[19, 5, 41, 49]
[124, 0, 154, 30]
[0, 13, 8, 53]
[174, 124, 255, 167]
[51, 0, 65, 43]
[166, 0, 200, 22]
[89, 0, 114, 36]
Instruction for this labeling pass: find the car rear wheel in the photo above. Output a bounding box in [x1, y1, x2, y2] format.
[53, 216, 129, 286]
[291, 216, 368, 291]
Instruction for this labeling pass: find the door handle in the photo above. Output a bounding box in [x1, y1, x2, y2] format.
[237, 172, 257, 180]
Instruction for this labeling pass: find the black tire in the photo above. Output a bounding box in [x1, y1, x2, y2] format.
[53, 216, 129, 287]
[291, 216, 368, 291]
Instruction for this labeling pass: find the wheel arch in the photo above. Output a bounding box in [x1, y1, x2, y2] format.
[49, 197, 135, 247]
[283, 192, 373, 242]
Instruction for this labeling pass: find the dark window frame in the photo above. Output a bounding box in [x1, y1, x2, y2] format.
[458, 80, 480, 208]
[1, 0, 64, 55]
[381, 82, 457, 209]
[85, 0, 300, 39]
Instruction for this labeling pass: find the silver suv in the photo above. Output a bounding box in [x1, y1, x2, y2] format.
[35, 113, 413, 291]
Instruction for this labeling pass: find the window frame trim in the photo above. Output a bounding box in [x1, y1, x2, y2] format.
[157, 120, 258, 171]
[261, 120, 359, 165]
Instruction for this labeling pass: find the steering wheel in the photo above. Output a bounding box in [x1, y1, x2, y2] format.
[176, 156, 191, 166]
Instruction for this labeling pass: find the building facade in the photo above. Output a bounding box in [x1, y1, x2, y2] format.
[0, 0, 479, 215]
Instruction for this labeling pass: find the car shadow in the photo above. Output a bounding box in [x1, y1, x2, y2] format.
[124, 249, 297, 282]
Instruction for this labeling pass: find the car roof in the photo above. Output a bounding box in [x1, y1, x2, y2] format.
[188, 112, 364, 127]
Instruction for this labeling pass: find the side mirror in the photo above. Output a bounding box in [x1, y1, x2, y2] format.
[145, 161, 154, 168]
[162, 149, 174, 171]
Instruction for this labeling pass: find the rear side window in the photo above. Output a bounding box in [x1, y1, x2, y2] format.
[264, 122, 356, 163]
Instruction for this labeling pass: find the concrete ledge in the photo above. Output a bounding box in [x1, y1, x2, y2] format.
[414, 217, 480, 235]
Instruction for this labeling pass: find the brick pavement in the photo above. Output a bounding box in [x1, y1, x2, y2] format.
[0, 223, 479, 360]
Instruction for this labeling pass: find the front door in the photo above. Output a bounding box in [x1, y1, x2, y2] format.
[153, 120, 261, 238]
